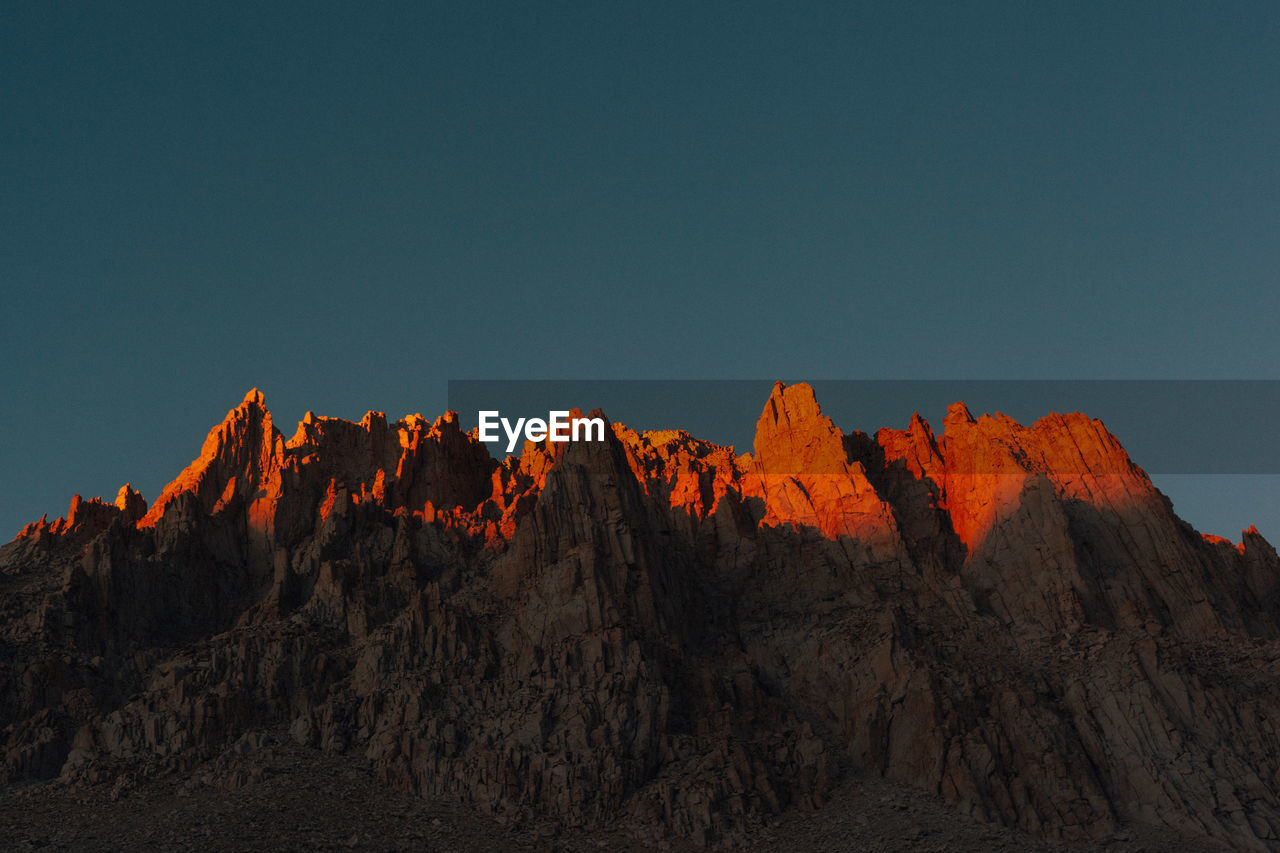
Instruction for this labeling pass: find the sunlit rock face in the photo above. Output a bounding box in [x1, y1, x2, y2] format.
[4, 383, 1280, 848]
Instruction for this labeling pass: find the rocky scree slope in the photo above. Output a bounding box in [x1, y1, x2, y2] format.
[2, 383, 1279, 848]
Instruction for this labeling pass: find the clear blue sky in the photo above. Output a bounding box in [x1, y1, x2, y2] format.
[3, 2, 1278, 540]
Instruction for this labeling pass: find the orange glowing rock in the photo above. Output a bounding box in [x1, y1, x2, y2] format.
[15, 486, 142, 544]
[138, 388, 283, 529]
[114, 483, 147, 523]
[745, 382, 902, 551]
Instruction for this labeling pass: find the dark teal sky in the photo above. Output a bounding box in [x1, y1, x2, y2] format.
[3, 2, 1279, 539]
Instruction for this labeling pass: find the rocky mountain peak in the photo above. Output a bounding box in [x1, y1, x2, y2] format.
[753, 381, 849, 475]
[113, 483, 147, 524]
[138, 391, 283, 528]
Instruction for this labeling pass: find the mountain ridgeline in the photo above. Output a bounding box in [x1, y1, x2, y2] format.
[3, 383, 1279, 848]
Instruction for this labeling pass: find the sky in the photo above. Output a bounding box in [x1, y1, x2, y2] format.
[3, 2, 1279, 540]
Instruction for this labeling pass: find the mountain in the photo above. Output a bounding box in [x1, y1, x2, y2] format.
[2, 382, 1279, 849]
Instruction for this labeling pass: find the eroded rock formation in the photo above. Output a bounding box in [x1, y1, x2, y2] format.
[2, 382, 1279, 848]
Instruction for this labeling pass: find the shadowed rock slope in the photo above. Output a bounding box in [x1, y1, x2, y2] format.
[3, 383, 1279, 848]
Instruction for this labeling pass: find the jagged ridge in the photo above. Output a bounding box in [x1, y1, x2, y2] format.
[2, 382, 1279, 848]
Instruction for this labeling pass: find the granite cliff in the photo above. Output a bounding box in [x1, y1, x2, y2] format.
[3, 383, 1279, 848]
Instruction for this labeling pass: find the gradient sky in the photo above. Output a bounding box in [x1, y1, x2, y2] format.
[3, 2, 1279, 540]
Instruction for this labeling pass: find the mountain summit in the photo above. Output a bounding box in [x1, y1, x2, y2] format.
[3, 384, 1279, 848]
